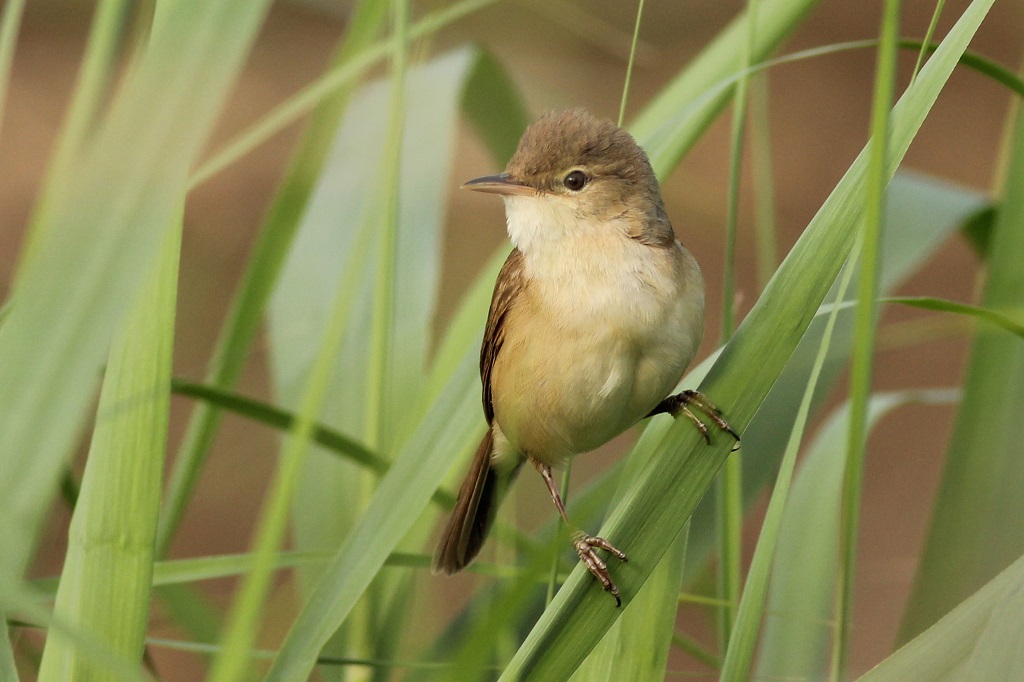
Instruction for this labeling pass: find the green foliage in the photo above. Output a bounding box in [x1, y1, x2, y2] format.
[38, 222, 180, 681]
[900, 99, 1024, 645]
[2, 0, 1021, 679]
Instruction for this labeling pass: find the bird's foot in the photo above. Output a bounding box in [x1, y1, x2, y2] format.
[648, 390, 741, 450]
[571, 530, 628, 607]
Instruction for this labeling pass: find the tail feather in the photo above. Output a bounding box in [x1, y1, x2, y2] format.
[433, 429, 519, 574]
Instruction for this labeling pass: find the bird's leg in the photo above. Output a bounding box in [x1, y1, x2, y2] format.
[647, 389, 741, 448]
[531, 457, 628, 606]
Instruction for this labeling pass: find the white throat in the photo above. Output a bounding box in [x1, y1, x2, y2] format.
[502, 194, 588, 255]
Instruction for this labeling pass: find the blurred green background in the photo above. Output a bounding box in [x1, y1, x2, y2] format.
[2, 0, 1021, 679]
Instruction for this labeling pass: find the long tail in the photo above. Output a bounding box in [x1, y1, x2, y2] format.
[433, 428, 521, 574]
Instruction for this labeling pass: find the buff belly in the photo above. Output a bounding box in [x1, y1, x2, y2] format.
[490, 275, 702, 466]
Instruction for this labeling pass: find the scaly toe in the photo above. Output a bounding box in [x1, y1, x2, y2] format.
[572, 533, 627, 606]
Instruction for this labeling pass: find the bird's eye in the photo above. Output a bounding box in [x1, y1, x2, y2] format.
[563, 170, 589, 191]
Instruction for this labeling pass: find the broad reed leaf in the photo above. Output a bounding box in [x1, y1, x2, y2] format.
[37, 224, 179, 680]
[756, 390, 959, 681]
[859, 553, 1024, 681]
[900, 96, 1024, 643]
[0, 0, 271, 594]
[158, 0, 388, 557]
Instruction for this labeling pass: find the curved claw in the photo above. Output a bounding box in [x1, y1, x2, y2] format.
[651, 390, 741, 447]
[571, 531, 628, 607]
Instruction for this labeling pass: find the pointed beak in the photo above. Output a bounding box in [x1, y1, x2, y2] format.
[461, 173, 535, 196]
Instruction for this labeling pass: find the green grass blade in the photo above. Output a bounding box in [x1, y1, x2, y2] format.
[616, 0, 646, 127]
[716, 0, 761, 651]
[750, 72, 779, 290]
[631, 0, 823, 177]
[911, 2, 946, 81]
[157, 0, 388, 558]
[15, 0, 137, 278]
[264, 352, 483, 681]
[720, 220, 857, 681]
[886, 297, 1024, 338]
[264, 45, 511, 677]
[567, 356, 712, 682]
[0, 0, 271, 589]
[365, 0, 410, 451]
[37, 221, 180, 680]
[900, 90, 1024, 644]
[900, 39, 1024, 98]
[833, 2, 901, 677]
[0, 3, 27, 670]
[171, 380, 385, 474]
[686, 170, 985, 590]
[755, 389, 958, 681]
[209, 185, 378, 682]
[0, 0, 25, 148]
[498, 2, 993, 677]
[859, 553, 1024, 681]
[170, 380, 460, 509]
[189, 0, 500, 187]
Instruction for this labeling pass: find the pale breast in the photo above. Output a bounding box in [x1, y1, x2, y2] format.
[491, 237, 705, 465]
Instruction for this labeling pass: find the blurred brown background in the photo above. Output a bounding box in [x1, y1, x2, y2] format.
[3, 0, 1022, 678]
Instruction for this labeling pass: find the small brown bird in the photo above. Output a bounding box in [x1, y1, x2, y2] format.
[433, 109, 736, 605]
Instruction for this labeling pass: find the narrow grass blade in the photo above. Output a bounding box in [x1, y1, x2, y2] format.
[0, 0, 25, 148]
[498, 2, 993, 677]
[887, 297, 1024, 338]
[900, 94, 1024, 643]
[268, 45, 488, 546]
[720, 221, 856, 682]
[364, 0, 411, 453]
[900, 39, 1024, 98]
[859, 553, 1024, 681]
[171, 380, 385, 474]
[189, 0, 501, 187]
[751, 72, 779, 290]
[631, 0, 824, 177]
[37, 222, 180, 680]
[834, 2, 901, 676]
[209, 175, 379, 682]
[264, 45, 522, 678]
[0, 1, 272, 586]
[265, 48, 500, 670]
[264, 352, 483, 681]
[685, 170, 987, 587]
[715, 0, 761, 650]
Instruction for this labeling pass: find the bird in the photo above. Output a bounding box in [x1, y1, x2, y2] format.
[432, 108, 737, 605]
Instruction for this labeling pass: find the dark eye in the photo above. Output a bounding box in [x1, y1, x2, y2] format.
[563, 170, 589, 191]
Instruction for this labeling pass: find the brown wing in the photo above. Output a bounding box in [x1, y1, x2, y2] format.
[480, 249, 526, 425]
